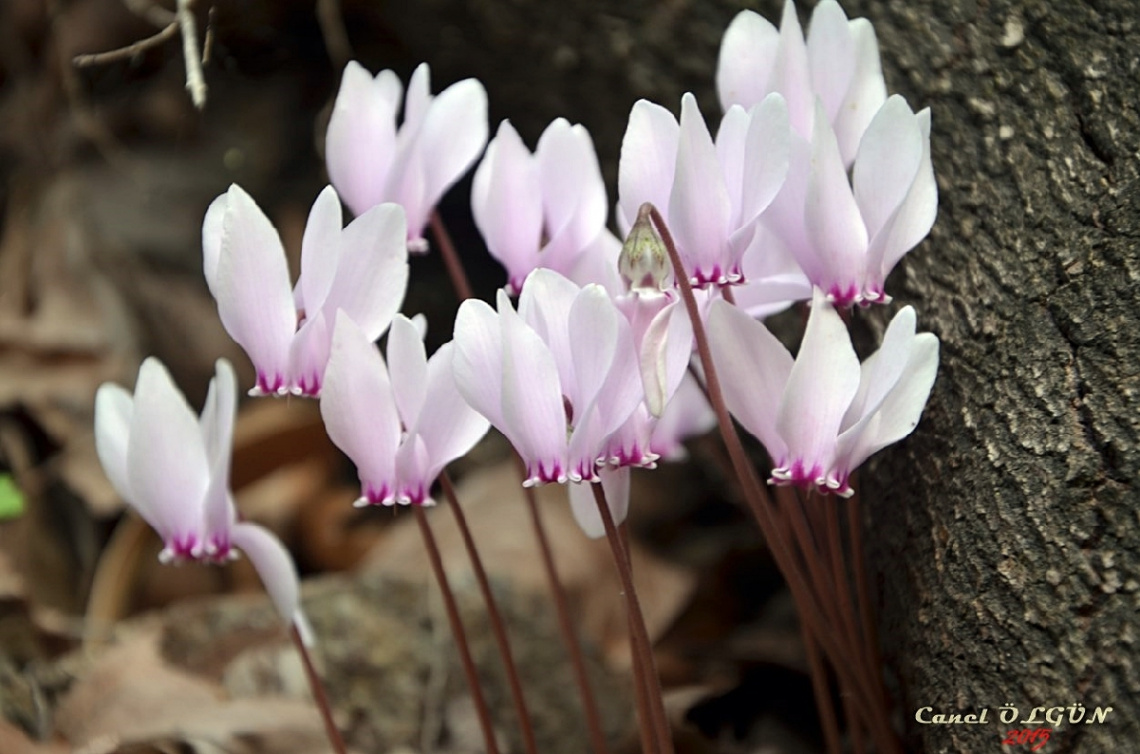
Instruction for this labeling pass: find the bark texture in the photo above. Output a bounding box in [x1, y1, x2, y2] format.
[377, 0, 1140, 751]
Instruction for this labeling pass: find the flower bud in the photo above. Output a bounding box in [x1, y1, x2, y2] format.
[619, 203, 672, 292]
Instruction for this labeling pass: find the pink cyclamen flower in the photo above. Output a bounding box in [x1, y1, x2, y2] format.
[718, 0, 887, 166]
[453, 269, 643, 487]
[203, 184, 408, 396]
[320, 312, 489, 506]
[94, 358, 309, 640]
[618, 91, 790, 287]
[707, 288, 939, 497]
[473, 118, 621, 294]
[325, 61, 488, 252]
[763, 96, 936, 306]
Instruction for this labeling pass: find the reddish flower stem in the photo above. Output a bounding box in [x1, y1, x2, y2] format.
[430, 210, 474, 301]
[413, 505, 502, 754]
[440, 471, 538, 754]
[517, 457, 613, 754]
[645, 203, 900, 753]
[290, 623, 348, 754]
[591, 482, 674, 754]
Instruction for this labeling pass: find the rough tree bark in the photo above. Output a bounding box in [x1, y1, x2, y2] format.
[377, 0, 1140, 751]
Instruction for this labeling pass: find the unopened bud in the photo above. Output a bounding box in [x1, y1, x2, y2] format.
[619, 203, 672, 292]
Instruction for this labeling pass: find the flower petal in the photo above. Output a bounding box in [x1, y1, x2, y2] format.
[771, 0, 813, 136]
[387, 313, 428, 427]
[640, 299, 693, 417]
[410, 342, 490, 481]
[804, 101, 868, 303]
[94, 383, 136, 511]
[740, 93, 792, 223]
[774, 290, 860, 483]
[841, 305, 916, 431]
[537, 120, 608, 270]
[127, 358, 210, 550]
[202, 192, 228, 292]
[319, 312, 401, 504]
[617, 100, 679, 236]
[668, 93, 733, 284]
[716, 10, 780, 111]
[706, 299, 793, 463]
[213, 185, 296, 393]
[325, 62, 402, 216]
[453, 298, 506, 428]
[230, 522, 305, 635]
[805, 0, 855, 124]
[471, 120, 543, 291]
[833, 19, 887, 165]
[298, 186, 344, 314]
[199, 359, 238, 541]
[322, 202, 409, 340]
[853, 95, 923, 242]
[567, 468, 630, 540]
[517, 268, 580, 393]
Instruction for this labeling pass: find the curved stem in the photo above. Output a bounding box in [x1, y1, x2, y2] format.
[430, 210, 474, 301]
[413, 505, 501, 754]
[591, 482, 673, 754]
[291, 624, 348, 754]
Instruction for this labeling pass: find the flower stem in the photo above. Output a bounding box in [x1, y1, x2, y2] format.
[412, 505, 501, 754]
[517, 457, 612, 754]
[430, 210, 474, 301]
[645, 203, 900, 753]
[290, 623, 348, 754]
[439, 471, 539, 754]
[590, 482, 674, 754]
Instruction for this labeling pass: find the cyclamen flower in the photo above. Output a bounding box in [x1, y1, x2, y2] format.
[764, 96, 936, 306]
[473, 118, 621, 294]
[618, 91, 790, 287]
[718, 0, 887, 165]
[319, 312, 489, 506]
[94, 358, 308, 639]
[707, 289, 939, 497]
[326, 61, 488, 252]
[203, 184, 408, 396]
[453, 269, 644, 486]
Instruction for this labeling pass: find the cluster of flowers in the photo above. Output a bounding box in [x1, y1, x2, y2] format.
[93, 0, 939, 633]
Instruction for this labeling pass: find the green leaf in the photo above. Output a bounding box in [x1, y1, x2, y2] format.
[0, 474, 25, 519]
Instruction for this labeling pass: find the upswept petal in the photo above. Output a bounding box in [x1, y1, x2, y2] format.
[498, 291, 568, 484]
[387, 313, 428, 428]
[403, 63, 432, 134]
[518, 269, 580, 395]
[617, 100, 679, 235]
[835, 332, 938, 482]
[740, 93, 792, 223]
[453, 298, 507, 428]
[868, 108, 937, 287]
[472, 120, 543, 289]
[639, 299, 693, 417]
[567, 468, 631, 540]
[212, 185, 296, 393]
[93, 384, 136, 515]
[774, 290, 860, 484]
[201, 193, 227, 291]
[319, 313, 401, 505]
[537, 120, 607, 268]
[832, 19, 887, 165]
[805, 1, 855, 124]
[716, 106, 750, 228]
[770, 0, 813, 136]
[566, 285, 620, 413]
[716, 10, 779, 111]
[651, 374, 716, 460]
[669, 93, 733, 284]
[229, 522, 305, 635]
[566, 230, 624, 295]
[127, 358, 210, 552]
[287, 311, 330, 397]
[298, 186, 344, 315]
[706, 299, 793, 463]
[405, 77, 488, 236]
[322, 202, 408, 340]
[325, 63, 402, 216]
[199, 359, 238, 543]
[411, 342, 490, 476]
[803, 101, 868, 303]
[841, 306, 916, 430]
[759, 133, 814, 280]
[853, 95, 923, 242]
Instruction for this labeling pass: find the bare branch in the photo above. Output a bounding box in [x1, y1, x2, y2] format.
[176, 0, 207, 109]
[121, 0, 176, 27]
[72, 21, 178, 67]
